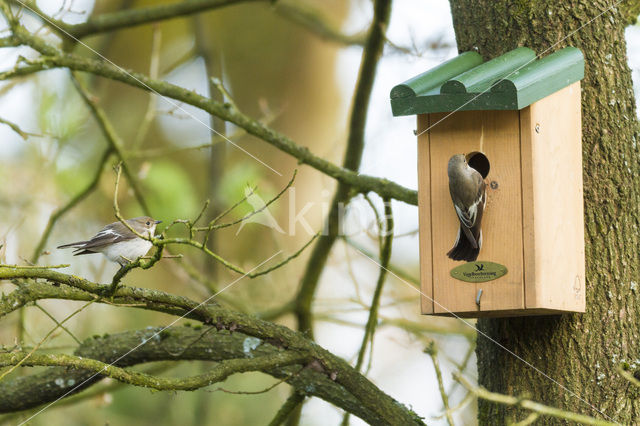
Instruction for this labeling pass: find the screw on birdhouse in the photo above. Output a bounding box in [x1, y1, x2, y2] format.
[476, 288, 483, 306]
[490, 181, 499, 189]
[574, 275, 582, 300]
[535, 123, 540, 133]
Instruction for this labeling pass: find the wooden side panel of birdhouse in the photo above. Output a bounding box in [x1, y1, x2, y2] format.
[520, 82, 586, 312]
[428, 110, 525, 315]
[417, 114, 434, 314]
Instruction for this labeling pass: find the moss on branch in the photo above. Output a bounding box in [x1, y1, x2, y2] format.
[0, 267, 424, 425]
[0, 350, 306, 392]
[0, 327, 366, 422]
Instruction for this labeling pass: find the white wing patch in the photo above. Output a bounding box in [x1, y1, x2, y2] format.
[95, 229, 116, 237]
[454, 203, 477, 228]
[450, 227, 462, 250]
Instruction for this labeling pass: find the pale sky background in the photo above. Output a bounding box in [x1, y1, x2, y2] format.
[0, 1, 639, 425]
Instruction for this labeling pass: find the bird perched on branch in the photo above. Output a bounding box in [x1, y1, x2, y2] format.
[57, 216, 162, 266]
[447, 154, 486, 262]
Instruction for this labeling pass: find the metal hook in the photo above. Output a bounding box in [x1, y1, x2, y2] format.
[476, 288, 483, 307]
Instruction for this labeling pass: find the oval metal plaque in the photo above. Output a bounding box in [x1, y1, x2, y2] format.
[450, 261, 508, 283]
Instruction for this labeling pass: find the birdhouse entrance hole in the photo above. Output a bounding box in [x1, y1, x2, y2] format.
[465, 151, 490, 179]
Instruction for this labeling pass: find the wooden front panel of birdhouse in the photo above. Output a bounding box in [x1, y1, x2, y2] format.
[417, 111, 525, 315]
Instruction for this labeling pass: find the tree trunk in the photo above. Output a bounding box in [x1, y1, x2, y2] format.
[448, 1, 640, 424]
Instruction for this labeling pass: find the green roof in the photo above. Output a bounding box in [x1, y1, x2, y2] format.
[390, 47, 584, 116]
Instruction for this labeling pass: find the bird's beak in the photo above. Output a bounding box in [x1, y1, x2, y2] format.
[155, 220, 162, 224]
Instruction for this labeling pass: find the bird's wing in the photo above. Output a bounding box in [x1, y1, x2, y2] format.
[453, 177, 486, 249]
[77, 223, 136, 250]
[454, 203, 476, 229]
[453, 174, 486, 228]
[455, 204, 478, 249]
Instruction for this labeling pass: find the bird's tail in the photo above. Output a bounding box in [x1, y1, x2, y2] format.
[447, 227, 482, 262]
[57, 241, 96, 256]
[57, 241, 87, 249]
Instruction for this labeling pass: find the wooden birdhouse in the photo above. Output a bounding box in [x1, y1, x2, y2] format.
[390, 47, 586, 317]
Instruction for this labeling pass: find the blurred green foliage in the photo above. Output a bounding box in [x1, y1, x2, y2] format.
[142, 160, 200, 222]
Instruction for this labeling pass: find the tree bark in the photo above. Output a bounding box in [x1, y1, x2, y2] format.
[448, 1, 640, 424]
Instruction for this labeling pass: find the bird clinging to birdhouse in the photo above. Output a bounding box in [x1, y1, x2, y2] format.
[446, 154, 486, 262]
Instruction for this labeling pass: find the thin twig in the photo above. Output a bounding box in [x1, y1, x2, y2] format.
[354, 198, 393, 370]
[342, 236, 419, 287]
[434, 390, 474, 421]
[618, 366, 640, 387]
[132, 24, 161, 150]
[0, 264, 69, 269]
[343, 198, 393, 426]
[293, 0, 393, 347]
[454, 373, 616, 426]
[363, 194, 383, 247]
[0, 116, 40, 140]
[509, 412, 540, 426]
[70, 73, 150, 215]
[197, 170, 297, 232]
[112, 165, 315, 280]
[273, 2, 366, 47]
[268, 391, 306, 426]
[31, 147, 112, 263]
[424, 342, 454, 426]
[33, 303, 81, 345]
[0, 300, 94, 381]
[210, 76, 237, 110]
[209, 365, 305, 395]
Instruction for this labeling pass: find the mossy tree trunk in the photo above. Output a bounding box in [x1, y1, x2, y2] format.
[449, 1, 640, 424]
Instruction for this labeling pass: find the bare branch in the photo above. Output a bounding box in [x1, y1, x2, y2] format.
[196, 170, 297, 232]
[0, 116, 39, 139]
[70, 73, 150, 214]
[67, 0, 260, 39]
[343, 197, 393, 426]
[354, 198, 393, 370]
[0, 300, 94, 381]
[273, 2, 366, 46]
[294, 0, 394, 342]
[268, 392, 306, 426]
[455, 373, 616, 426]
[424, 342, 454, 426]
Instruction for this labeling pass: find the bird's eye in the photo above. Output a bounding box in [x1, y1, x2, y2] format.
[146, 221, 151, 225]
